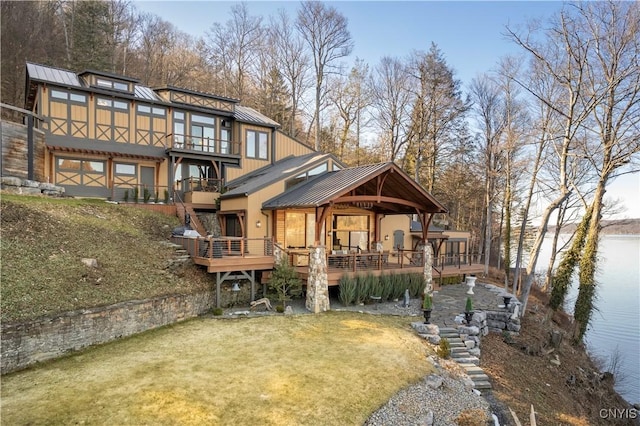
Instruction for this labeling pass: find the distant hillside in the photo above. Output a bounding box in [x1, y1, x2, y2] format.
[548, 218, 640, 235]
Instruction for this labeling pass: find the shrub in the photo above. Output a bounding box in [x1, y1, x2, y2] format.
[276, 305, 285, 313]
[123, 189, 129, 203]
[338, 275, 357, 306]
[379, 274, 392, 301]
[212, 307, 224, 316]
[438, 338, 451, 358]
[143, 188, 151, 203]
[390, 273, 405, 300]
[132, 186, 139, 202]
[422, 293, 432, 310]
[269, 257, 302, 309]
[369, 275, 382, 298]
[408, 273, 425, 297]
[154, 191, 159, 203]
[163, 189, 169, 204]
[465, 297, 474, 313]
[354, 274, 370, 304]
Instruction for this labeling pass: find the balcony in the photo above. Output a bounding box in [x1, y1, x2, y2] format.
[166, 134, 241, 156]
[178, 177, 222, 205]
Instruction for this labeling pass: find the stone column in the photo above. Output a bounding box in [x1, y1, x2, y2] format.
[306, 245, 330, 313]
[423, 243, 433, 295]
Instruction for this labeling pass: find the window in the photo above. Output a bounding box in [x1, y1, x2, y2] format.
[51, 90, 86, 104]
[285, 212, 315, 249]
[113, 101, 128, 110]
[97, 98, 112, 107]
[96, 78, 129, 92]
[137, 104, 164, 115]
[51, 90, 68, 100]
[246, 130, 268, 159]
[115, 163, 136, 175]
[285, 163, 328, 189]
[191, 115, 215, 152]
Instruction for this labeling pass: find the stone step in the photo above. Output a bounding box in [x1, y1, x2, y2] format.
[448, 342, 465, 348]
[468, 373, 491, 382]
[451, 347, 469, 353]
[440, 333, 461, 339]
[472, 381, 492, 390]
[439, 327, 458, 333]
[452, 356, 479, 366]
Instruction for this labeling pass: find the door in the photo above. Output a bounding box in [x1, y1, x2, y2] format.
[141, 166, 155, 200]
[393, 230, 404, 250]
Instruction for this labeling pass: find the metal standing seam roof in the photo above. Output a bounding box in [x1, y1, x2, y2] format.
[262, 163, 392, 208]
[262, 162, 448, 213]
[234, 105, 279, 127]
[26, 63, 274, 115]
[223, 153, 333, 197]
[27, 63, 82, 88]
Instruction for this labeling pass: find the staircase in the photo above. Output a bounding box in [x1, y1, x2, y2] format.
[176, 202, 207, 236]
[439, 327, 492, 390]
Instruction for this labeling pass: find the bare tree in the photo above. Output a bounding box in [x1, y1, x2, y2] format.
[328, 58, 371, 162]
[270, 9, 311, 138]
[370, 56, 412, 162]
[296, 1, 353, 151]
[506, 5, 605, 316]
[205, 3, 263, 99]
[572, 1, 640, 342]
[469, 74, 506, 276]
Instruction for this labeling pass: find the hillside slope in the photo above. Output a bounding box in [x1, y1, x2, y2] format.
[0, 194, 212, 323]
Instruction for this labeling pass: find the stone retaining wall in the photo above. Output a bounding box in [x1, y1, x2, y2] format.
[0, 291, 214, 375]
[1, 176, 65, 197]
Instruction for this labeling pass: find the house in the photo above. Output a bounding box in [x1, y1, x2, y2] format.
[12, 62, 482, 311]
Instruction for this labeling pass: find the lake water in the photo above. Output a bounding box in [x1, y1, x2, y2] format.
[537, 235, 640, 405]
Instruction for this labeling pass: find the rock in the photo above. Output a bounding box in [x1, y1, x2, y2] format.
[425, 374, 444, 389]
[424, 410, 434, 426]
[81, 258, 98, 268]
[22, 179, 40, 188]
[458, 325, 480, 336]
[284, 306, 294, 315]
[427, 334, 441, 345]
[1, 176, 22, 187]
[462, 375, 475, 390]
[549, 330, 563, 348]
[469, 348, 481, 357]
[550, 355, 561, 366]
[465, 340, 476, 350]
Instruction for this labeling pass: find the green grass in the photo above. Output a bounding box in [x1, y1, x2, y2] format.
[0, 194, 212, 322]
[0, 312, 434, 425]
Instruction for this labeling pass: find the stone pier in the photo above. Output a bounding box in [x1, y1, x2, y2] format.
[305, 245, 330, 313]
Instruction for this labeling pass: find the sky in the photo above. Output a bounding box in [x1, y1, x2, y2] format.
[133, 1, 640, 219]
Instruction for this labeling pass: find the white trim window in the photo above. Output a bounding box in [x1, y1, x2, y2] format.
[246, 130, 268, 160]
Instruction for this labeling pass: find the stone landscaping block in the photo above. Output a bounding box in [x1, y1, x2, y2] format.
[464, 340, 475, 350]
[457, 325, 480, 336]
[411, 322, 439, 335]
[1, 176, 22, 187]
[22, 179, 40, 188]
[507, 322, 521, 332]
[487, 320, 506, 329]
[469, 347, 481, 357]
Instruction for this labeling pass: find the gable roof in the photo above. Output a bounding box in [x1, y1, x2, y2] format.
[222, 152, 337, 198]
[262, 162, 448, 215]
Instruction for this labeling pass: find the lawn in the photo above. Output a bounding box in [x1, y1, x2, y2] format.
[0, 312, 434, 425]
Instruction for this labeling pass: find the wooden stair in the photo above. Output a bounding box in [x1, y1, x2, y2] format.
[176, 203, 207, 236]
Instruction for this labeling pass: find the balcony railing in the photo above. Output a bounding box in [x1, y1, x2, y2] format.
[166, 133, 241, 156]
[179, 177, 223, 193]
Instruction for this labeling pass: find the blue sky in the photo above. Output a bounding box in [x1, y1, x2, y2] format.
[134, 1, 639, 219]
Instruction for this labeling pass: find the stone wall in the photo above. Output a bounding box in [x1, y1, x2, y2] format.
[0, 291, 214, 375]
[1, 176, 65, 197]
[1, 120, 46, 181]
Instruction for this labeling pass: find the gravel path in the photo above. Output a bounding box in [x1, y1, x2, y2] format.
[364, 356, 493, 426]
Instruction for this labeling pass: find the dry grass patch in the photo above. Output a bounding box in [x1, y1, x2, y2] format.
[0, 312, 434, 425]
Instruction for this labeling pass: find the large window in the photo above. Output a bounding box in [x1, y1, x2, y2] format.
[246, 130, 268, 159]
[333, 215, 370, 251]
[285, 212, 315, 249]
[191, 114, 215, 152]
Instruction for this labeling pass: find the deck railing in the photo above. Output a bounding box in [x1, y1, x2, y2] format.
[172, 235, 274, 259]
[178, 177, 223, 193]
[165, 133, 241, 156]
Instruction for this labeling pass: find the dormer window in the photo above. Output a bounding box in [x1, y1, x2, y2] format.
[96, 78, 129, 92]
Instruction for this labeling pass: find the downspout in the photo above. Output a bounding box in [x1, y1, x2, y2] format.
[271, 128, 276, 165]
